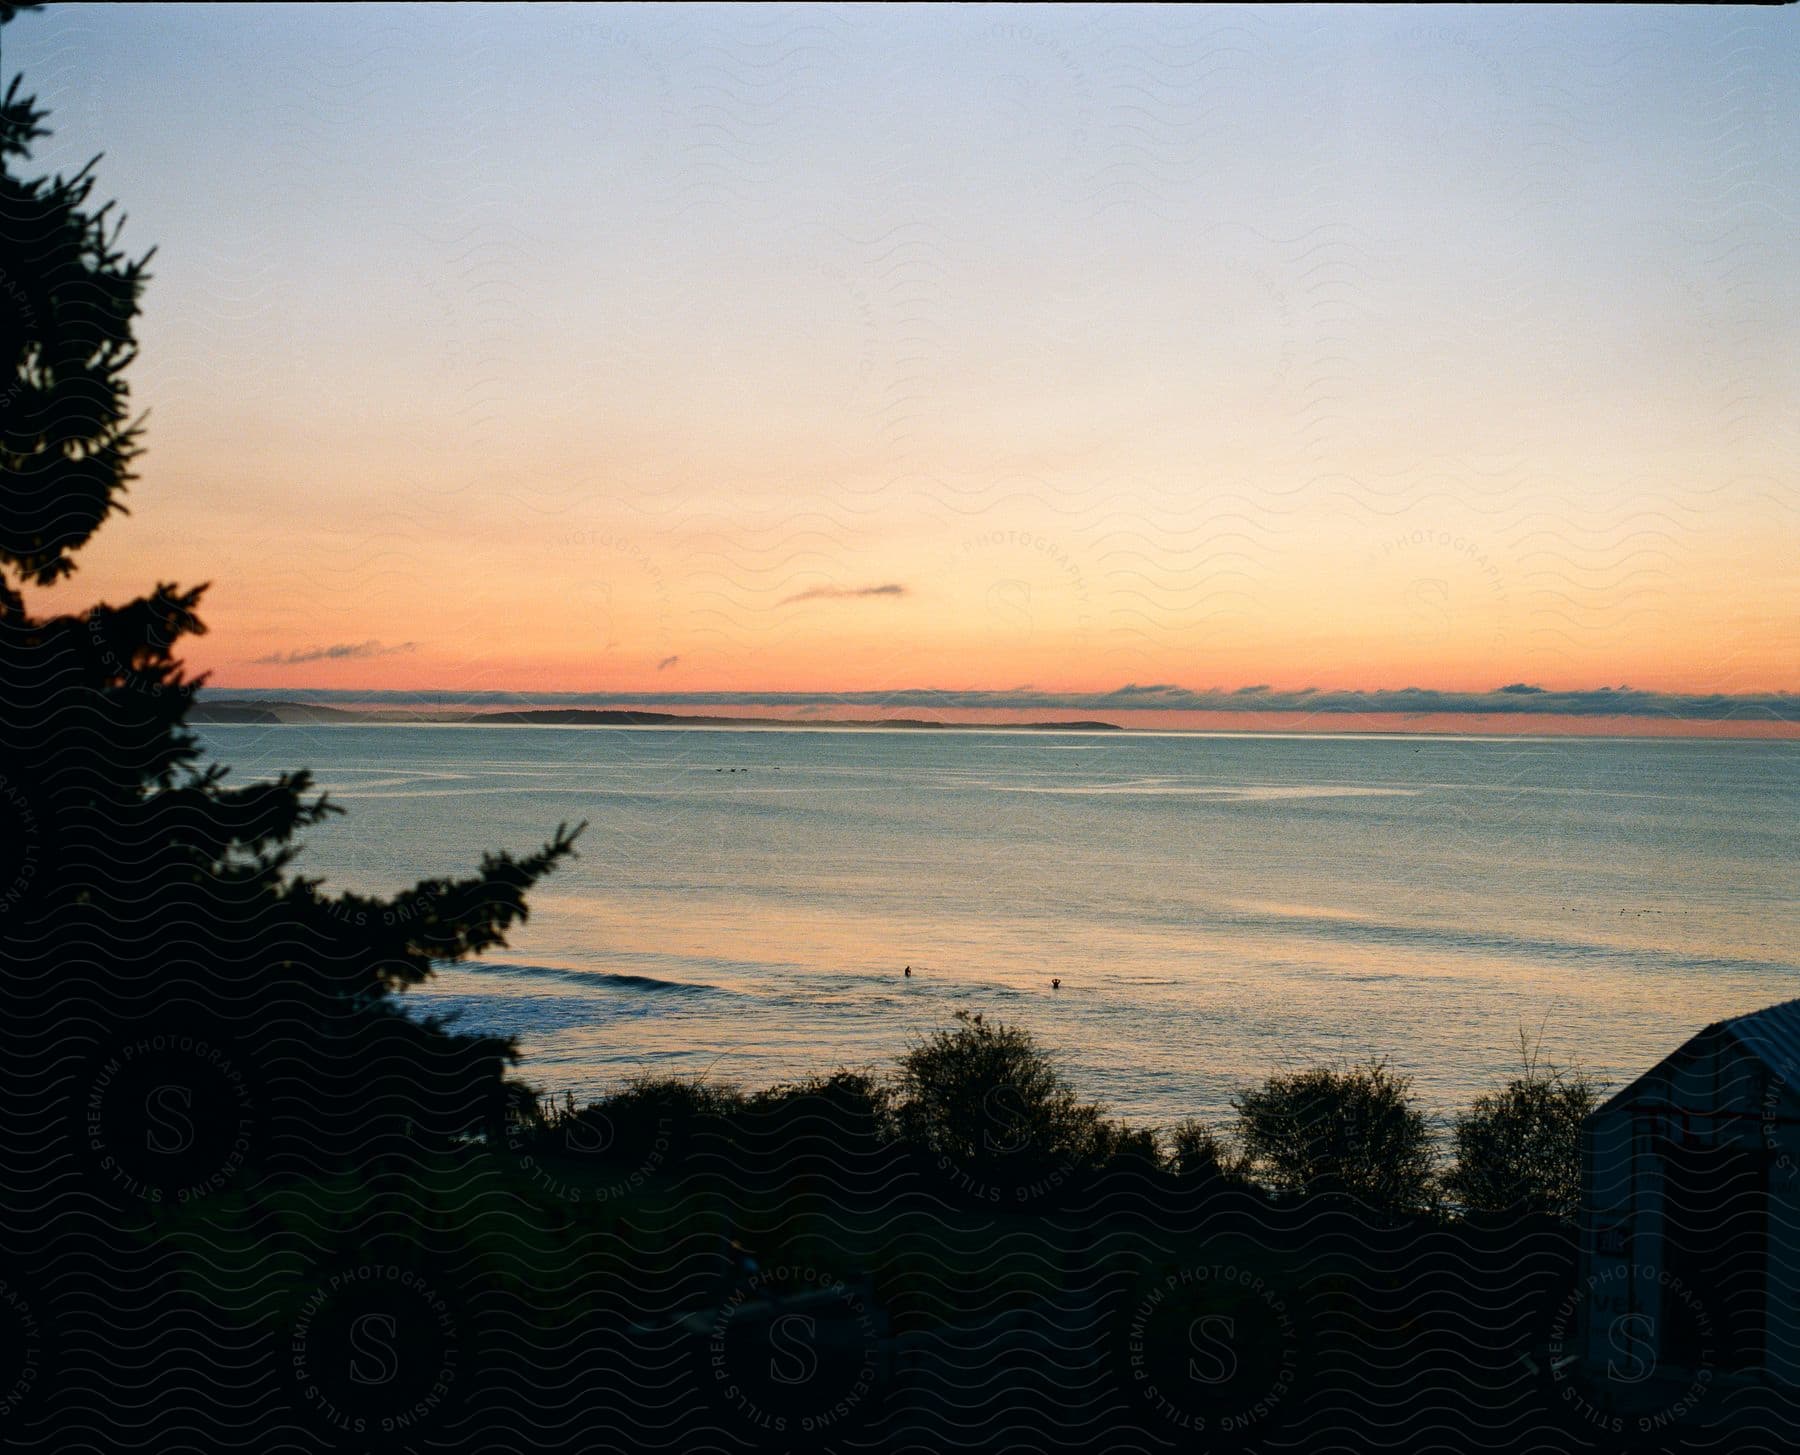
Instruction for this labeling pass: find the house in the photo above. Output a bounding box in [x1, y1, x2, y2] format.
[1577, 997, 1800, 1401]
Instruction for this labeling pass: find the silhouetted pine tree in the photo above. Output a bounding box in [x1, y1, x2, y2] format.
[0, 20, 577, 1219]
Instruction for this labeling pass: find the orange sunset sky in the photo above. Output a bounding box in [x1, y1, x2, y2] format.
[10, 6, 1796, 724]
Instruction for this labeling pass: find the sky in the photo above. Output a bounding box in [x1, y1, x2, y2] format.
[8, 4, 1797, 722]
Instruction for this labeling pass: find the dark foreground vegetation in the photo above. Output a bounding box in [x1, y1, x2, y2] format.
[0, 15, 1764, 1451]
[11, 1004, 1688, 1453]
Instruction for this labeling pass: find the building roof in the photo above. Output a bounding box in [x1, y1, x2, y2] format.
[1719, 995, 1800, 1072]
[1596, 996, 1800, 1114]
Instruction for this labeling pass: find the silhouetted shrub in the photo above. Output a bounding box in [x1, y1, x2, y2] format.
[1167, 1117, 1250, 1183]
[550, 1073, 747, 1171]
[745, 1069, 895, 1142]
[1233, 1059, 1435, 1212]
[1094, 1118, 1162, 1170]
[604, 1072, 747, 1121]
[894, 1010, 1116, 1192]
[1444, 1041, 1600, 1219]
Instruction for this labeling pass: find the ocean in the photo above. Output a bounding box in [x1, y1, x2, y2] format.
[194, 724, 1798, 1127]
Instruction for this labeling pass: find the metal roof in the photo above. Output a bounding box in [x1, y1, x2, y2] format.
[1719, 995, 1800, 1073]
[1596, 996, 1800, 1113]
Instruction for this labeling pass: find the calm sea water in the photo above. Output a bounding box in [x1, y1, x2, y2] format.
[195, 725, 1798, 1126]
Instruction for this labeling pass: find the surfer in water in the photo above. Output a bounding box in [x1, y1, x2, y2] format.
[1050, 977, 1061, 990]
[904, 965, 912, 978]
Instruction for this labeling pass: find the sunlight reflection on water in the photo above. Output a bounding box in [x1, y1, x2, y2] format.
[197, 725, 1798, 1124]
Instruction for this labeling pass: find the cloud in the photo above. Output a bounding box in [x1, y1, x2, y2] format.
[252, 640, 417, 666]
[1107, 683, 1183, 700]
[656, 655, 680, 671]
[778, 583, 908, 606]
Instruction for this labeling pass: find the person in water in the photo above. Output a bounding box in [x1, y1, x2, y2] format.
[1051, 977, 1061, 989]
[904, 965, 911, 977]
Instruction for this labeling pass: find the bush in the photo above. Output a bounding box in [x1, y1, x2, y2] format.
[1444, 1039, 1600, 1220]
[1233, 1059, 1435, 1212]
[1094, 1118, 1162, 1171]
[746, 1070, 894, 1134]
[546, 1074, 747, 1171]
[742, 1069, 897, 1169]
[1167, 1118, 1249, 1183]
[602, 1073, 748, 1121]
[894, 1011, 1114, 1184]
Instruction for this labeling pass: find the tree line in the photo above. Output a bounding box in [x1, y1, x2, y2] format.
[522, 1008, 1602, 1223]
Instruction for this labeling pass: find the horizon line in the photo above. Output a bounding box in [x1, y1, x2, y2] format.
[199, 681, 1799, 724]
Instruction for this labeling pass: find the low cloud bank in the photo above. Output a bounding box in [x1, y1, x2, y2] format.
[210, 681, 1796, 722]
